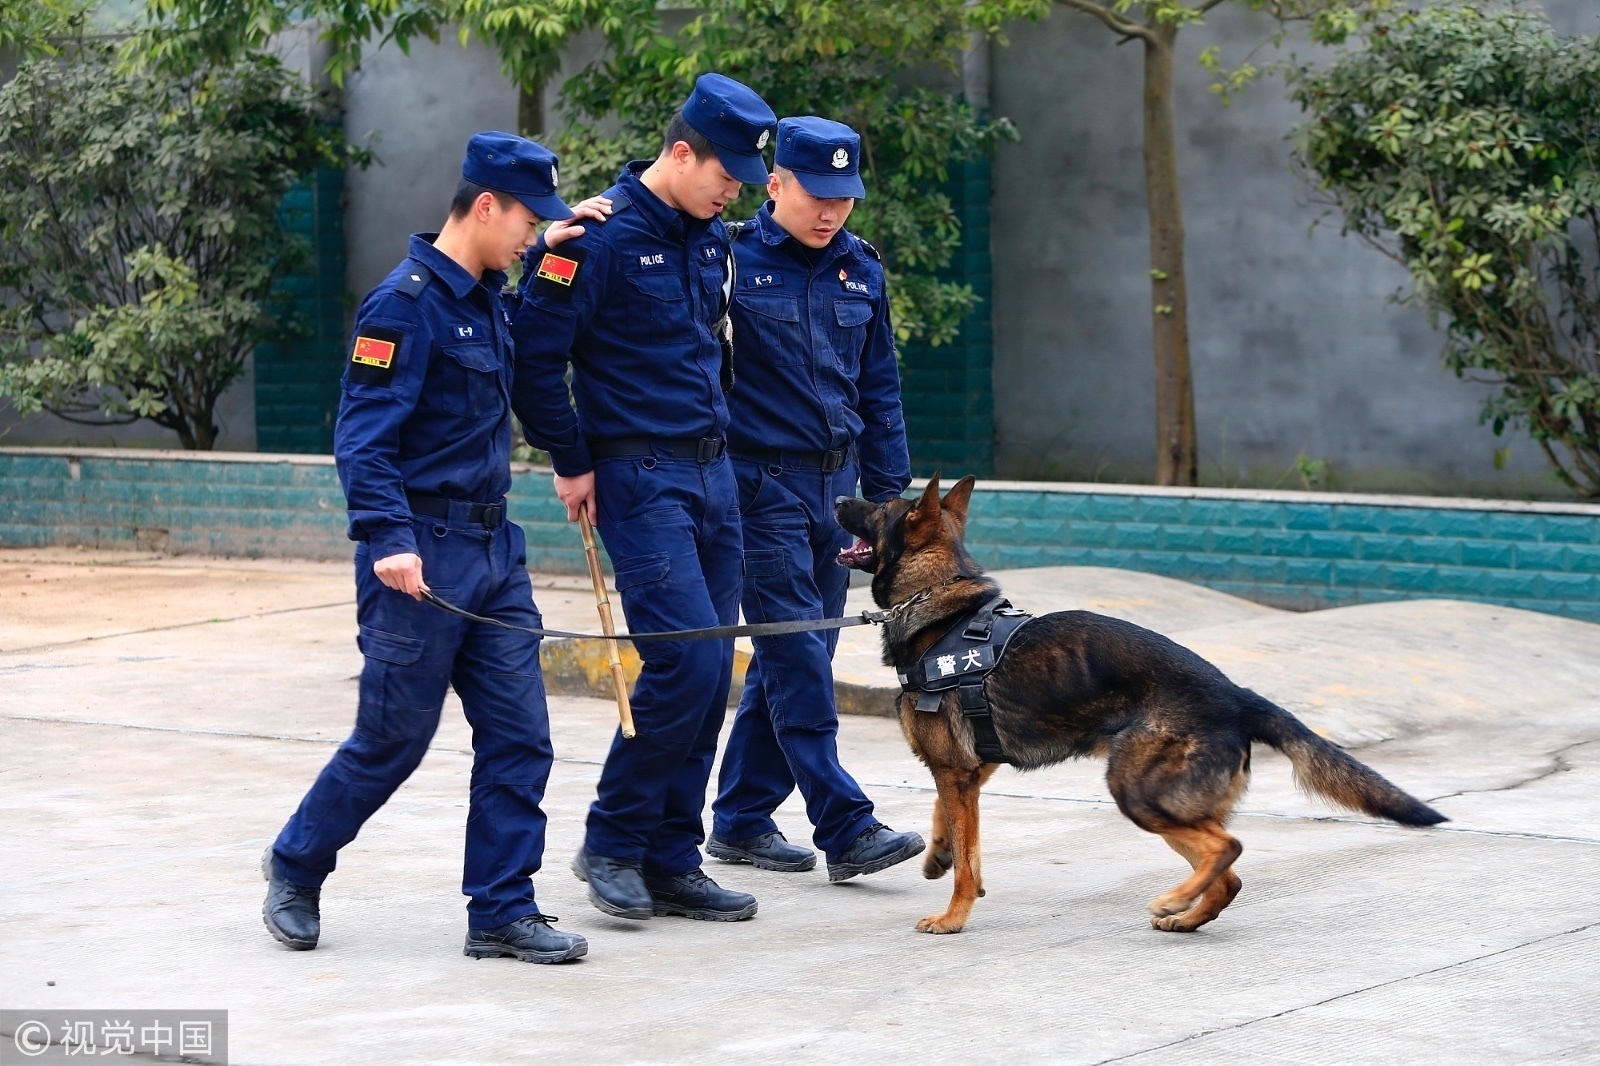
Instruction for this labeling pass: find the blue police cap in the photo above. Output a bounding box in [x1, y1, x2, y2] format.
[461, 131, 574, 221]
[775, 117, 867, 200]
[681, 73, 776, 186]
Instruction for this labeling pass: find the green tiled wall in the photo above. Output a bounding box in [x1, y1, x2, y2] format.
[899, 157, 995, 478]
[3, 450, 1597, 623]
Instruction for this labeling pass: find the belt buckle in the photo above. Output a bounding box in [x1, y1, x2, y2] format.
[696, 437, 724, 463]
[822, 449, 846, 473]
[482, 503, 505, 529]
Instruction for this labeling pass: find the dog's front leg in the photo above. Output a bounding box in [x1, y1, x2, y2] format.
[917, 767, 983, 934]
[923, 791, 953, 880]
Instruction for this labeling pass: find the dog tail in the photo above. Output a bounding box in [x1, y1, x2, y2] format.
[1242, 691, 1446, 826]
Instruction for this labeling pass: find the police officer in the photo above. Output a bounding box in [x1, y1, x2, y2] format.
[707, 117, 924, 881]
[262, 133, 601, 964]
[512, 74, 776, 923]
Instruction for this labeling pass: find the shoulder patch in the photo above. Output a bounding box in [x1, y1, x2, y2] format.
[856, 237, 881, 261]
[608, 191, 634, 214]
[346, 324, 405, 387]
[724, 220, 748, 239]
[531, 245, 586, 304]
[393, 263, 432, 299]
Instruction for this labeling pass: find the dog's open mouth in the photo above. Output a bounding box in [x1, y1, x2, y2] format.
[837, 537, 876, 570]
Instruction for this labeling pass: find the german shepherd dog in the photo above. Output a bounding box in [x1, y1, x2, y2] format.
[834, 475, 1446, 934]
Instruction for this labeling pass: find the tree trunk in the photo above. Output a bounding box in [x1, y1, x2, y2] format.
[518, 85, 544, 138]
[1142, 28, 1198, 486]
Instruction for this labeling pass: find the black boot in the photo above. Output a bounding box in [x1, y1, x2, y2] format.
[464, 914, 587, 964]
[644, 868, 758, 921]
[708, 830, 817, 872]
[261, 848, 320, 950]
[827, 824, 926, 883]
[571, 846, 653, 920]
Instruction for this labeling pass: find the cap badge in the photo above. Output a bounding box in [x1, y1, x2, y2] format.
[757, 129, 770, 150]
[831, 147, 849, 169]
[550, 163, 558, 188]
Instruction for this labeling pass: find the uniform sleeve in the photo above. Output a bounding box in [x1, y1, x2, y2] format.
[510, 236, 609, 476]
[333, 294, 431, 561]
[855, 270, 912, 502]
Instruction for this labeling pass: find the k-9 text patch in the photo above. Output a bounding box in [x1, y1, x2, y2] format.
[741, 272, 783, 289]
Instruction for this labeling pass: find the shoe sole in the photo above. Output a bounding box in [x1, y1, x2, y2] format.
[570, 856, 653, 921]
[827, 836, 928, 883]
[706, 840, 817, 873]
[651, 899, 758, 922]
[464, 940, 588, 964]
[261, 848, 317, 950]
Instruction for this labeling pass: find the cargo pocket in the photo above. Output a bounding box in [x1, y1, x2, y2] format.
[440, 342, 501, 418]
[354, 626, 431, 743]
[831, 299, 872, 374]
[613, 552, 677, 660]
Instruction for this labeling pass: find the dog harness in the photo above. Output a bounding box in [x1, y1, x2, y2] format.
[896, 594, 1034, 763]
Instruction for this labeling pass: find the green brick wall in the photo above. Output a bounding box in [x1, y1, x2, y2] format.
[254, 168, 348, 454]
[4, 450, 1598, 623]
[898, 157, 995, 478]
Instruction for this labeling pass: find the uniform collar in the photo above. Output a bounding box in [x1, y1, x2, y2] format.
[407, 233, 506, 299]
[755, 202, 850, 265]
[617, 161, 697, 242]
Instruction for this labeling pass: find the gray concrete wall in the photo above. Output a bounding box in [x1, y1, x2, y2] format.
[989, 1, 1597, 497]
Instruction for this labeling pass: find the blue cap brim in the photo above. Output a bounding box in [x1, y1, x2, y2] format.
[789, 170, 866, 200]
[712, 145, 772, 186]
[515, 191, 574, 222]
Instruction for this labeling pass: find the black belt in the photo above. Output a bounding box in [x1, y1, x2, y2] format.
[406, 492, 506, 529]
[591, 436, 727, 463]
[734, 445, 850, 473]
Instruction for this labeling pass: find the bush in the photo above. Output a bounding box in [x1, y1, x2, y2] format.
[0, 45, 356, 449]
[1289, 2, 1600, 495]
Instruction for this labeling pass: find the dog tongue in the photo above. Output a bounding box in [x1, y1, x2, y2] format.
[836, 538, 875, 569]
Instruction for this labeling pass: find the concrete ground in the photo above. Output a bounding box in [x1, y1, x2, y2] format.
[3, 547, 1599, 1065]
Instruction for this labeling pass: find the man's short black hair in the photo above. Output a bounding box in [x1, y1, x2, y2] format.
[662, 110, 716, 161]
[450, 180, 519, 220]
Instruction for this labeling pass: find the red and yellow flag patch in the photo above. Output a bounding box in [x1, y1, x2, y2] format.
[536, 253, 580, 286]
[351, 335, 396, 368]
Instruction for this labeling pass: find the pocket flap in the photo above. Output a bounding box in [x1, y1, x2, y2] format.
[736, 293, 802, 323]
[358, 626, 424, 666]
[614, 552, 671, 590]
[834, 300, 872, 327]
[627, 273, 685, 302]
[442, 342, 498, 373]
[743, 548, 786, 578]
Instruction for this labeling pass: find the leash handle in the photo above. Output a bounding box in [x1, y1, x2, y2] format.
[579, 504, 636, 740]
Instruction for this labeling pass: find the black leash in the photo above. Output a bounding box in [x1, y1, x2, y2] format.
[421, 588, 915, 642]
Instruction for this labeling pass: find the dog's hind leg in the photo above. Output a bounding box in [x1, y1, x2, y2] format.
[916, 766, 985, 934]
[1146, 821, 1242, 931]
[1151, 831, 1242, 932]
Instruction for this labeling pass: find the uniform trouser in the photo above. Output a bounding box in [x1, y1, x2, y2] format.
[272, 512, 554, 930]
[586, 453, 743, 876]
[711, 459, 877, 861]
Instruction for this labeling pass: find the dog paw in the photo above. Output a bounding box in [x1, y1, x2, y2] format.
[1150, 912, 1206, 932]
[916, 914, 965, 934]
[1147, 892, 1193, 918]
[922, 848, 953, 880]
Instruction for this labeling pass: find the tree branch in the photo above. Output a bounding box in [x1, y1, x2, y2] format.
[1194, 0, 1229, 15]
[1053, 0, 1157, 44]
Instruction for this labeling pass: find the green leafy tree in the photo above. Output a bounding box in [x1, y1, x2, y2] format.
[1289, 2, 1600, 495]
[0, 0, 93, 57]
[134, 0, 1012, 346]
[969, 0, 1378, 486]
[0, 45, 358, 448]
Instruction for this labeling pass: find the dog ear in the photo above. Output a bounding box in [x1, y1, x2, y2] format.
[908, 472, 943, 525]
[941, 475, 976, 522]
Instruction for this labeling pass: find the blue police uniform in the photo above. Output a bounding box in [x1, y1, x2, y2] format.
[271, 135, 573, 933]
[711, 118, 913, 864]
[511, 78, 777, 882]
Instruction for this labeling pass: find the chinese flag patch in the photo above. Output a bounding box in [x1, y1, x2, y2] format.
[351, 335, 396, 368]
[536, 253, 580, 286]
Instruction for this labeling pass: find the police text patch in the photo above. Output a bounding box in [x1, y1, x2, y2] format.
[347, 325, 405, 386]
[531, 245, 586, 303]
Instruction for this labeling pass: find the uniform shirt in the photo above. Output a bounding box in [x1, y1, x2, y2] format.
[510, 161, 733, 476]
[335, 233, 515, 562]
[725, 203, 911, 502]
